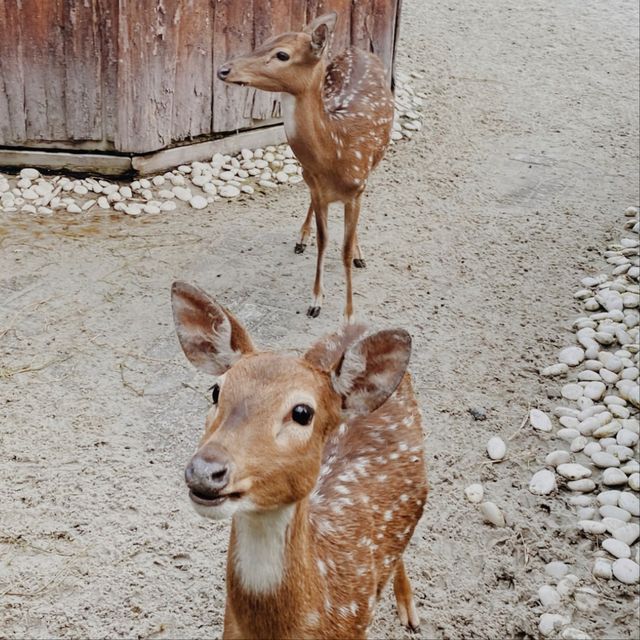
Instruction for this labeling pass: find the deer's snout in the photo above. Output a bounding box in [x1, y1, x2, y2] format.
[185, 448, 231, 500]
[217, 64, 232, 81]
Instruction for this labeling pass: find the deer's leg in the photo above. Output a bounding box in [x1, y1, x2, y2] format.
[353, 231, 366, 269]
[295, 203, 314, 254]
[342, 195, 362, 322]
[307, 199, 328, 318]
[393, 559, 420, 632]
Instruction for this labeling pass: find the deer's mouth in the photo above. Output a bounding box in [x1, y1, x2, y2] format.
[189, 489, 244, 507]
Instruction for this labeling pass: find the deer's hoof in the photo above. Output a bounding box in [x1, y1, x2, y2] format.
[294, 242, 307, 254]
[353, 258, 366, 268]
[407, 622, 420, 634]
[307, 306, 321, 318]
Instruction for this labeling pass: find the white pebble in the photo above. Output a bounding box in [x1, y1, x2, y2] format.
[545, 560, 569, 581]
[557, 463, 592, 480]
[567, 479, 596, 492]
[628, 473, 640, 491]
[558, 346, 585, 366]
[546, 450, 570, 467]
[173, 186, 192, 201]
[538, 585, 561, 608]
[602, 468, 629, 486]
[598, 490, 622, 506]
[583, 381, 606, 400]
[578, 520, 606, 535]
[219, 185, 240, 198]
[189, 195, 208, 210]
[618, 492, 640, 516]
[486, 436, 506, 460]
[612, 523, 639, 545]
[590, 451, 620, 468]
[602, 538, 631, 559]
[464, 483, 483, 503]
[539, 613, 570, 637]
[530, 409, 552, 432]
[599, 505, 631, 522]
[592, 557, 612, 579]
[541, 363, 569, 377]
[529, 469, 557, 495]
[19, 167, 39, 180]
[612, 558, 640, 584]
[561, 384, 583, 400]
[479, 501, 505, 527]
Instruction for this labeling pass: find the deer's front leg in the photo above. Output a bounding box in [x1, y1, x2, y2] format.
[295, 203, 314, 254]
[307, 198, 328, 318]
[343, 195, 362, 322]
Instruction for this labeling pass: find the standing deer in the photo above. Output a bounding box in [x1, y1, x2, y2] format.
[172, 281, 428, 639]
[217, 12, 394, 321]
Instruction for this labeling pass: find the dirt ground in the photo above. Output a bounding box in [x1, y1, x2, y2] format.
[1, 0, 639, 638]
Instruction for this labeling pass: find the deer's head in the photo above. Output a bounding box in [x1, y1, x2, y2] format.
[171, 281, 411, 520]
[216, 13, 337, 95]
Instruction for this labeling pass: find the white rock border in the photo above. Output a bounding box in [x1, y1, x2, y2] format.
[0, 77, 427, 217]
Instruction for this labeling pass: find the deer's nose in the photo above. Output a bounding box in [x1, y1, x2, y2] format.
[217, 65, 232, 81]
[185, 449, 230, 498]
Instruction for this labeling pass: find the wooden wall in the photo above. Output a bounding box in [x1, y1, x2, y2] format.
[0, 0, 401, 155]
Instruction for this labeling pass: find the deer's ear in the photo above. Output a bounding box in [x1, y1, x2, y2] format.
[331, 329, 412, 416]
[305, 11, 337, 56]
[171, 281, 254, 375]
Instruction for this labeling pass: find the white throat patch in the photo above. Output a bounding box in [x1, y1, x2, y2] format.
[232, 505, 294, 593]
[281, 93, 297, 140]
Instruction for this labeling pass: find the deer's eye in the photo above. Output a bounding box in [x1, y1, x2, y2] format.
[276, 51, 290, 61]
[291, 404, 314, 426]
[209, 384, 220, 404]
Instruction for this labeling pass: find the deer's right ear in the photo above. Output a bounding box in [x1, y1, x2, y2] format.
[305, 11, 337, 56]
[331, 329, 412, 416]
[171, 281, 254, 375]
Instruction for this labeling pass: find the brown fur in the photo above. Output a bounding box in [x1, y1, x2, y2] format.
[171, 283, 428, 639]
[218, 13, 394, 320]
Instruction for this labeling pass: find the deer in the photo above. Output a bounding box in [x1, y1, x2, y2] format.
[171, 281, 428, 639]
[217, 12, 395, 321]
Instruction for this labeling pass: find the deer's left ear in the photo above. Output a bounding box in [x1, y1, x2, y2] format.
[171, 281, 254, 376]
[305, 11, 337, 56]
[331, 329, 412, 416]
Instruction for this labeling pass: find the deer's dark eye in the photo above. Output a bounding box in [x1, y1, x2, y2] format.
[276, 51, 290, 61]
[209, 384, 220, 404]
[291, 404, 314, 426]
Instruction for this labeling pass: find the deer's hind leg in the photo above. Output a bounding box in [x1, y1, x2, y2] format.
[353, 231, 366, 269]
[295, 204, 314, 254]
[393, 559, 420, 633]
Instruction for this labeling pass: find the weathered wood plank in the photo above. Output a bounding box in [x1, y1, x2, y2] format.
[116, 0, 177, 153]
[212, 0, 255, 133]
[20, 0, 66, 142]
[0, 149, 131, 176]
[98, 0, 119, 144]
[171, 0, 214, 142]
[63, 0, 103, 141]
[132, 125, 287, 175]
[0, 0, 26, 144]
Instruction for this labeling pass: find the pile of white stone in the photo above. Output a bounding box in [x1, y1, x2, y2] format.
[0, 77, 426, 218]
[392, 70, 427, 141]
[466, 206, 639, 639]
[531, 206, 639, 637]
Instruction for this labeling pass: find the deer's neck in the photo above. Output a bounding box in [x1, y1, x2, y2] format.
[281, 64, 329, 150]
[229, 500, 320, 595]
[228, 500, 324, 634]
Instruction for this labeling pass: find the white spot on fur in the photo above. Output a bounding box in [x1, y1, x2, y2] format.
[232, 505, 293, 593]
[281, 93, 297, 139]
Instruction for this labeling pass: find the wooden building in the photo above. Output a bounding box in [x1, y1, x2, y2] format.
[0, 0, 402, 174]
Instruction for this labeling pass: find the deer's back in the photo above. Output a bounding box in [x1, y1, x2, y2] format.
[308, 374, 427, 615]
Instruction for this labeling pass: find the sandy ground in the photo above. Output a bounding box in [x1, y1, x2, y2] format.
[1, 0, 639, 638]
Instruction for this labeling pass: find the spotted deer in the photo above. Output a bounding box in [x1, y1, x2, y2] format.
[217, 12, 394, 321]
[171, 281, 428, 639]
